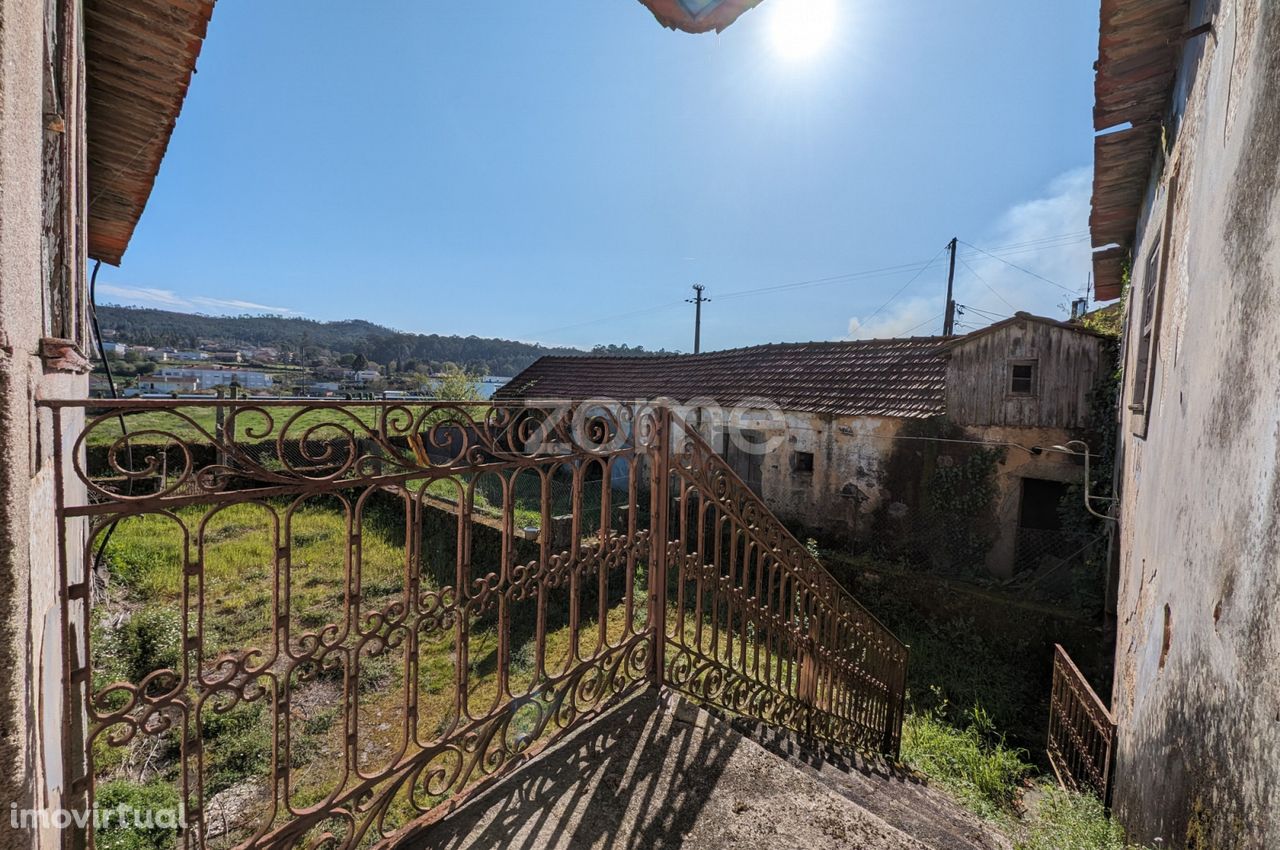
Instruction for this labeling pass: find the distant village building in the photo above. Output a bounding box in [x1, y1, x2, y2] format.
[351, 369, 382, 384]
[100, 341, 127, 356]
[136, 377, 200, 394]
[155, 366, 273, 390]
[497, 313, 1110, 577]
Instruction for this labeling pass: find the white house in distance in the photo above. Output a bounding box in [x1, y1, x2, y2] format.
[155, 366, 273, 390]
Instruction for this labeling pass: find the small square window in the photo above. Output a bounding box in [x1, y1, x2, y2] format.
[793, 451, 815, 473]
[1009, 361, 1037, 396]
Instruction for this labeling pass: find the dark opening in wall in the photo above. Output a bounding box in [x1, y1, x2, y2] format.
[1160, 603, 1173, 669]
[793, 451, 815, 474]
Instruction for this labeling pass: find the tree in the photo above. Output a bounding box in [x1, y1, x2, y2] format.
[351, 353, 367, 372]
[432, 364, 483, 401]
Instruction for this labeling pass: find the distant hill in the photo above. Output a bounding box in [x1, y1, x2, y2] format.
[96, 305, 667, 376]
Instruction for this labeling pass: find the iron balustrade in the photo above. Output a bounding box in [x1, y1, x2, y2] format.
[1047, 643, 1116, 800]
[44, 398, 907, 849]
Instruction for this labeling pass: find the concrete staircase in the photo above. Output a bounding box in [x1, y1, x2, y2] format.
[401, 690, 1009, 850]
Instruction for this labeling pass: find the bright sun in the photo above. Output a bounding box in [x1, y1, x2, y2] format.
[768, 0, 837, 61]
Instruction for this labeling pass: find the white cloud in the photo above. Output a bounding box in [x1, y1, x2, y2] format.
[847, 167, 1092, 339]
[97, 284, 299, 316]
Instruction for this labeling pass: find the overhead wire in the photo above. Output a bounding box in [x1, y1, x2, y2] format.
[959, 239, 1078, 294]
[533, 231, 1089, 342]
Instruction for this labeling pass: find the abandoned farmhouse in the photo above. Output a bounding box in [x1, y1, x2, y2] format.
[498, 313, 1111, 578]
[0, 0, 1277, 848]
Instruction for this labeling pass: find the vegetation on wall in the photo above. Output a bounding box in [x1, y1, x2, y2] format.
[871, 416, 1005, 575]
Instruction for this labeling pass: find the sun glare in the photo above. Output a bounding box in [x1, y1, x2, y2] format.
[768, 0, 837, 62]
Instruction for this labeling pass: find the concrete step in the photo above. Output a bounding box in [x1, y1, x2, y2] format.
[399, 689, 1010, 850]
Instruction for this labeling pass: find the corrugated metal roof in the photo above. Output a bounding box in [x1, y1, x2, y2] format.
[86, 0, 216, 265]
[495, 337, 950, 419]
[1088, 0, 1190, 300]
[635, 0, 763, 34]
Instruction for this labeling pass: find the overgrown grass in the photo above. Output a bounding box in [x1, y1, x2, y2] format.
[1015, 788, 1150, 850]
[901, 696, 1031, 822]
[901, 696, 1153, 850]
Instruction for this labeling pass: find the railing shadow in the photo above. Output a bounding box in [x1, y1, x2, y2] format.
[397, 690, 741, 850]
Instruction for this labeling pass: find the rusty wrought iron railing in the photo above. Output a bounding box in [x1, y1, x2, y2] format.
[660, 424, 909, 756]
[1047, 644, 1116, 800]
[45, 398, 906, 849]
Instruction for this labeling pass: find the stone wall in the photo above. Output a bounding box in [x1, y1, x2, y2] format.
[1110, 3, 1280, 846]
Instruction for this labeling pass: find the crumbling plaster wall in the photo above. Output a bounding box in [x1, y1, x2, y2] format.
[1110, 2, 1280, 847]
[749, 413, 1081, 578]
[757, 412, 905, 541]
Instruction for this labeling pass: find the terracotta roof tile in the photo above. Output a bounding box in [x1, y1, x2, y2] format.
[495, 337, 949, 419]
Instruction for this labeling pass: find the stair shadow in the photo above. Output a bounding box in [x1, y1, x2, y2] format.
[400, 689, 742, 850]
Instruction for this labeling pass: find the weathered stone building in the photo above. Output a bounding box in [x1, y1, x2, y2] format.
[0, 1, 212, 847]
[497, 313, 1110, 578]
[1089, 1, 1280, 847]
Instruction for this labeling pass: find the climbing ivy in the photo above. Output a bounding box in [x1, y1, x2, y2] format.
[871, 416, 1005, 575]
[927, 443, 1007, 570]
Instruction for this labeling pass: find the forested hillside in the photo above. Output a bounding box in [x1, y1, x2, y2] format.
[97, 306, 667, 376]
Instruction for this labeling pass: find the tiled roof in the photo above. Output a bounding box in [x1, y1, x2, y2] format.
[495, 338, 949, 419]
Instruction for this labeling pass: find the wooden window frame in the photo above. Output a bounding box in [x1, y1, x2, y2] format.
[1129, 170, 1179, 439]
[1007, 359, 1039, 398]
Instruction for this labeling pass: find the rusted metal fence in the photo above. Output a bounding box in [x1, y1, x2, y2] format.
[662, 424, 909, 755]
[46, 398, 906, 849]
[1047, 644, 1116, 800]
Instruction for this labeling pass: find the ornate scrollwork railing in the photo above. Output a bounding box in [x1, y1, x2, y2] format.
[661, 422, 909, 757]
[45, 398, 906, 849]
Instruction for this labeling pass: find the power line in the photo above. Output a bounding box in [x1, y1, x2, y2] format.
[531, 231, 1087, 342]
[901, 312, 946, 336]
[958, 256, 1018, 313]
[959, 239, 1078, 294]
[856, 243, 952, 330]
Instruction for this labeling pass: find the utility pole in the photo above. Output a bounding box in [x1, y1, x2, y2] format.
[687, 284, 710, 353]
[942, 237, 958, 336]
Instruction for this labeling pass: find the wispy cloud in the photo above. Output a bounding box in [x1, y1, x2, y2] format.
[846, 167, 1093, 339]
[97, 284, 299, 316]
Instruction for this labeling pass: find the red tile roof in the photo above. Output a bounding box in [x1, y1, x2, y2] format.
[86, 0, 217, 265]
[495, 337, 949, 419]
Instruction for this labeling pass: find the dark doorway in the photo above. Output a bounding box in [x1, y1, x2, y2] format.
[1014, 477, 1070, 573]
[723, 429, 765, 496]
[1018, 478, 1068, 531]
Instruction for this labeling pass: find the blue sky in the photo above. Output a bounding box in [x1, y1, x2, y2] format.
[97, 1, 1100, 353]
